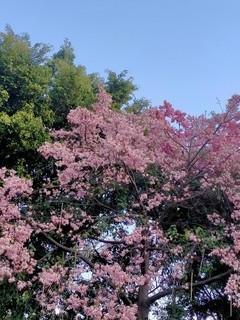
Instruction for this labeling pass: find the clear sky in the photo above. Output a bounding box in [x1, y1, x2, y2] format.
[1, 0, 240, 116]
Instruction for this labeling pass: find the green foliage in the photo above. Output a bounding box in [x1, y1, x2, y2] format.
[10, 108, 49, 151]
[0, 279, 39, 320]
[0, 85, 9, 107]
[52, 38, 75, 64]
[0, 26, 52, 121]
[165, 302, 187, 320]
[125, 97, 151, 114]
[49, 58, 96, 128]
[166, 224, 182, 242]
[0, 108, 49, 175]
[105, 70, 138, 111]
[192, 226, 228, 250]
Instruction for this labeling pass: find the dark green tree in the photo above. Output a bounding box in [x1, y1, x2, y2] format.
[125, 97, 151, 114]
[0, 108, 50, 176]
[104, 69, 138, 111]
[0, 26, 54, 178]
[0, 25, 53, 123]
[49, 41, 96, 128]
[52, 38, 75, 64]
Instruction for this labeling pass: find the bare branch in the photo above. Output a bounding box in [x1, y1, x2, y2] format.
[40, 230, 95, 269]
[147, 269, 232, 306]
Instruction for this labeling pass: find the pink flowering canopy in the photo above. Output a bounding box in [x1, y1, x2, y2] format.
[1, 87, 240, 319]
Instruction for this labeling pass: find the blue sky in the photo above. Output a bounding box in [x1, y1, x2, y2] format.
[1, 0, 240, 116]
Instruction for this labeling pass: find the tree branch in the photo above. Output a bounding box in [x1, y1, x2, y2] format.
[90, 236, 124, 245]
[25, 216, 95, 268]
[40, 230, 95, 269]
[147, 269, 232, 306]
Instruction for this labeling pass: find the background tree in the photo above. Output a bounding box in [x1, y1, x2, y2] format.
[0, 25, 52, 121]
[0, 108, 49, 176]
[0, 26, 53, 179]
[0, 28, 96, 177]
[49, 59, 96, 129]
[48, 38, 98, 129]
[104, 69, 138, 111]
[124, 97, 151, 114]
[52, 38, 75, 64]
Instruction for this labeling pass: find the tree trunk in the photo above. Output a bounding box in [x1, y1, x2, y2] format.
[137, 284, 150, 320]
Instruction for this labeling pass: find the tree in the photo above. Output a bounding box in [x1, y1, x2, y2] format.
[124, 97, 151, 114]
[1, 88, 240, 319]
[0, 107, 50, 176]
[0, 28, 96, 180]
[52, 38, 75, 64]
[104, 70, 138, 111]
[49, 45, 96, 129]
[0, 25, 53, 123]
[0, 26, 55, 179]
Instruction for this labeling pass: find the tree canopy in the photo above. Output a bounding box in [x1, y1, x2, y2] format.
[0, 25, 52, 119]
[1, 84, 240, 319]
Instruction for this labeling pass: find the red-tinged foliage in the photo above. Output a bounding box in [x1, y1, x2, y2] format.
[1, 88, 240, 319]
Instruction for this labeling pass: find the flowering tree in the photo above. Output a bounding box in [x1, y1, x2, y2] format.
[1, 87, 240, 319]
